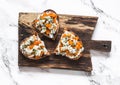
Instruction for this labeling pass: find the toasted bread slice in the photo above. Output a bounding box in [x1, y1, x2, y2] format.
[54, 30, 84, 60]
[20, 35, 49, 60]
[32, 9, 59, 40]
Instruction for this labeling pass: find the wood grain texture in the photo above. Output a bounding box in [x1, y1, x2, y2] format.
[18, 13, 111, 72]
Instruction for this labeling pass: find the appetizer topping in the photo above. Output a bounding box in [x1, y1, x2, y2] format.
[55, 31, 84, 59]
[32, 10, 59, 39]
[20, 35, 48, 60]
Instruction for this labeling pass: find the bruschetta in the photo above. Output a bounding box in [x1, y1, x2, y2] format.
[20, 35, 49, 60]
[32, 9, 59, 40]
[54, 31, 84, 60]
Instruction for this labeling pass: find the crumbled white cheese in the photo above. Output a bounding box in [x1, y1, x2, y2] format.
[61, 46, 68, 51]
[45, 16, 51, 19]
[35, 22, 39, 28]
[48, 18, 53, 22]
[56, 52, 60, 55]
[61, 38, 68, 44]
[41, 19, 45, 23]
[33, 45, 39, 50]
[28, 54, 34, 58]
[20, 43, 24, 49]
[75, 47, 84, 57]
[51, 29, 55, 34]
[61, 53, 65, 56]
[41, 41, 45, 45]
[35, 50, 41, 56]
[69, 48, 76, 54]
[28, 36, 35, 42]
[53, 23, 57, 27]
[23, 47, 32, 55]
[43, 48, 48, 54]
[46, 21, 49, 24]
[41, 27, 46, 33]
[39, 21, 43, 26]
[73, 39, 77, 45]
[49, 34, 53, 38]
[24, 40, 30, 45]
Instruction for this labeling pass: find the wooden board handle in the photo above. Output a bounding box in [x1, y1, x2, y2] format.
[83, 40, 111, 52]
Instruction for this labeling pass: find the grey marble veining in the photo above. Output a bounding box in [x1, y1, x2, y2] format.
[0, 0, 120, 85]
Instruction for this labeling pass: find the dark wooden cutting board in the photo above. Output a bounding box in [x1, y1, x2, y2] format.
[18, 13, 111, 72]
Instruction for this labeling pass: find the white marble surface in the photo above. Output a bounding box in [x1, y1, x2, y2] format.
[0, 0, 120, 85]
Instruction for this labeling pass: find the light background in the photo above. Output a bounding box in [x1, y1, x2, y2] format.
[0, 0, 120, 85]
